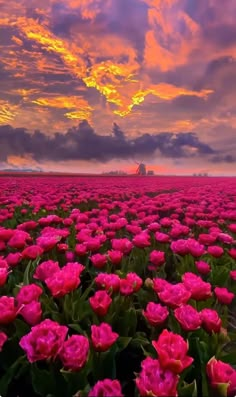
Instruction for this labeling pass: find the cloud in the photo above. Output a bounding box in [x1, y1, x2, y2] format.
[210, 154, 236, 164]
[0, 121, 222, 165]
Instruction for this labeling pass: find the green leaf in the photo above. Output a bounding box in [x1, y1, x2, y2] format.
[23, 260, 32, 285]
[14, 318, 31, 338]
[127, 308, 137, 335]
[69, 324, 85, 334]
[219, 351, 236, 365]
[0, 356, 27, 397]
[80, 280, 95, 303]
[62, 368, 89, 395]
[211, 267, 229, 287]
[116, 337, 132, 351]
[31, 364, 67, 397]
[31, 365, 56, 397]
[23, 257, 41, 285]
[178, 380, 197, 397]
[100, 344, 118, 379]
[131, 336, 150, 349]
[215, 382, 229, 397]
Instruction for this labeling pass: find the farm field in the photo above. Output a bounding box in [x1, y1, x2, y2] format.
[0, 175, 236, 397]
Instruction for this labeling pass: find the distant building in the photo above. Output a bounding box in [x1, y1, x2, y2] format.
[147, 170, 154, 175]
[102, 170, 127, 175]
[193, 172, 209, 177]
[136, 163, 147, 175]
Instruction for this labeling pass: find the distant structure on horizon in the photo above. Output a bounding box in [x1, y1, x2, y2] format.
[102, 170, 128, 175]
[136, 162, 147, 175]
[193, 172, 209, 177]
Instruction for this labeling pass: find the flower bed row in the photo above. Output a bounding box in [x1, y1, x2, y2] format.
[0, 176, 236, 397]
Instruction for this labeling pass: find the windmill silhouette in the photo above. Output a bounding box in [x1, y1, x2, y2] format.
[135, 161, 147, 176]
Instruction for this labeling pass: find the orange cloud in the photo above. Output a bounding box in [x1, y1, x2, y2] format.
[67, 0, 111, 19]
[0, 101, 18, 124]
[7, 154, 39, 168]
[32, 96, 93, 121]
[1, 10, 213, 120]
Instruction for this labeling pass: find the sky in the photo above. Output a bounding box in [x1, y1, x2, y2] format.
[0, 0, 236, 175]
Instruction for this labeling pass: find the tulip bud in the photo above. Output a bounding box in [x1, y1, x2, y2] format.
[145, 278, 154, 289]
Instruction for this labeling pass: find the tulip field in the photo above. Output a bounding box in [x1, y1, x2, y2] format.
[0, 175, 236, 397]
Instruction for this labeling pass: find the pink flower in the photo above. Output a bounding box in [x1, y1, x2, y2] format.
[230, 270, 236, 281]
[170, 239, 189, 256]
[0, 241, 6, 251]
[5, 252, 22, 267]
[207, 245, 224, 258]
[90, 253, 107, 269]
[21, 245, 44, 260]
[36, 235, 60, 251]
[89, 290, 112, 316]
[187, 239, 205, 257]
[63, 262, 85, 276]
[126, 225, 142, 235]
[18, 301, 42, 325]
[149, 250, 165, 268]
[198, 233, 217, 245]
[228, 223, 236, 233]
[214, 287, 234, 305]
[34, 260, 60, 281]
[200, 309, 222, 334]
[0, 296, 17, 324]
[0, 259, 8, 269]
[65, 251, 75, 262]
[8, 230, 31, 249]
[0, 228, 14, 242]
[195, 260, 211, 275]
[108, 250, 123, 265]
[158, 283, 191, 308]
[174, 305, 202, 331]
[75, 243, 87, 256]
[136, 357, 179, 397]
[45, 267, 81, 298]
[111, 238, 133, 254]
[19, 319, 68, 363]
[0, 332, 7, 351]
[95, 273, 120, 292]
[86, 237, 102, 252]
[148, 222, 161, 232]
[207, 357, 236, 397]
[218, 233, 233, 244]
[133, 233, 151, 248]
[17, 220, 37, 231]
[88, 379, 123, 397]
[60, 335, 89, 371]
[160, 217, 172, 227]
[153, 278, 170, 293]
[152, 329, 193, 374]
[229, 248, 236, 259]
[155, 232, 170, 243]
[0, 267, 8, 287]
[143, 302, 169, 326]
[182, 272, 212, 301]
[91, 323, 118, 352]
[170, 225, 190, 238]
[120, 273, 143, 295]
[16, 284, 43, 305]
[57, 243, 69, 252]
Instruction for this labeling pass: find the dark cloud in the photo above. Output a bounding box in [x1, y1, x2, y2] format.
[0, 121, 220, 163]
[202, 24, 236, 48]
[210, 154, 236, 164]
